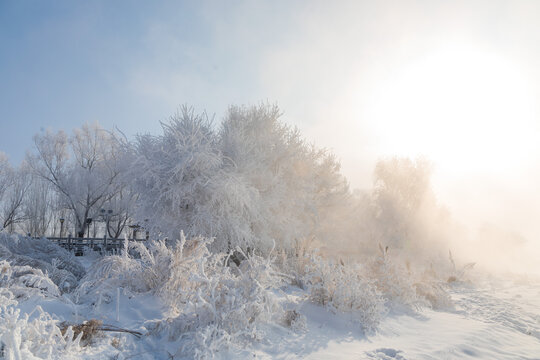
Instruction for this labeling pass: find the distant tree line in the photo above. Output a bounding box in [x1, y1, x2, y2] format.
[0, 104, 450, 256]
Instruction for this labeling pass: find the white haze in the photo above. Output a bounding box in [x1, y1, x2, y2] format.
[133, 1, 537, 276]
[218, 1, 540, 276]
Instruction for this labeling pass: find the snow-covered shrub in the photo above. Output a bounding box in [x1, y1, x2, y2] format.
[75, 236, 186, 305]
[447, 250, 475, 283]
[75, 233, 282, 358]
[78, 233, 280, 358]
[0, 260, 60, 299]
[48, 259, 79, 293]
[2, 234, 85, 278]
[413, 281, 453, 310]
[366, 245, 456, 312]
[283, 310, 307, 332]
[0, 304, 85, 360]
[274, 237, 320, 289]
[0, 261, 117, 359]
[366, 245, 422, 312]
[150, 236, 281, 359]
[0, 247, 78, 293]
[127, 238, 173, 290]
[74, 241, 149, 305]
[301, 255, 385, 333]
[0, 233, 83, 292]
[275, 244, 388, 332]
[0, 275, 85, 360]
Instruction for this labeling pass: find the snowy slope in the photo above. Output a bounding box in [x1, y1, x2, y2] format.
[268, 279, 540, 360]
[60, 273, 539, 359]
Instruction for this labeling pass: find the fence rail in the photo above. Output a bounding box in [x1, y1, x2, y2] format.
[47, 236, 147, 255]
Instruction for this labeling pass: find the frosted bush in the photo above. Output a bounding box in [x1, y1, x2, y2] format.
[0, 233, 83, 292]
[75, 233, 281, 358]
[0, 260, 116, 359]
[366, 245, 455, 311]
[126, 238, 173, 290]
[150, 236, 281, 359]
[0, 304, 83, 360]
[0, 248, 78, 293]
[0, 233, 85, 279]
[48, 259, 79, 293]
[284, 310, 307, 332]
[75, 243, 147, 305]
[301, 255, 385, 333]
[274, 238, 319, 289]
[367, 246, 422, 312]
[0, 260, 60, 300]
[413, 281, 453, 310]
[447, 250, 476, 283]
[275, 246, 387, 332]
[75, 237, 179, 305]
[0, 284, 84, 359]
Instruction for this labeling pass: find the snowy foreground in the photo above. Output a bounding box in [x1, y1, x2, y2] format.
[294, 280, 540, 360]
[1, 235, 539, 360]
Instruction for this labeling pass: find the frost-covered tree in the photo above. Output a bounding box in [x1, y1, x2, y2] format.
[371, 157, 439, 250]
[0, 152, 11, 202]
[27, 123, 126, 237]
[129, 107, 229, 244]
[0, 164, 30, 232]
[21, 176, 57, 237]
[103, 186, 138, 238]
[220, 104, 349, 250]
[0, 156, 31, 233]
[130, 104, 348, 252]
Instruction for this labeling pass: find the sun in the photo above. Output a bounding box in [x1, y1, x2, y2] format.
[367, 44, 537, 179]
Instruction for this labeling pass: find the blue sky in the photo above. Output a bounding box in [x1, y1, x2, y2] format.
[0, 1, 297, 163]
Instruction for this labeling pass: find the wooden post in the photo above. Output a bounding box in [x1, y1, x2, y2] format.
[103, 235, 107, 254]
[68, 235, 72, 252]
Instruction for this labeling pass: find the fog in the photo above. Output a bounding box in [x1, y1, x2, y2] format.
[244, 1, 540, 276]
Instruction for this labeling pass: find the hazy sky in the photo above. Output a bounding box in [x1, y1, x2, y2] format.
[2, 1, 540, 255]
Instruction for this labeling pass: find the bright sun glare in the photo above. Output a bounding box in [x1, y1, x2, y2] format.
[368, 45, 537, 179]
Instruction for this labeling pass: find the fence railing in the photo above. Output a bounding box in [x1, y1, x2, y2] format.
[47, 236, 147, 255]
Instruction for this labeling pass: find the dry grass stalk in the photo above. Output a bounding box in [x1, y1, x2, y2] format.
[60, 319, 143, 346]
[60, 319, 103, 346]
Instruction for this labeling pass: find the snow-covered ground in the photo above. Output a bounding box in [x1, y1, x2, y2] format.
[288, 279, 540, 360]
[92, 277, 540, 360]
[8, 270, 540, 359]
[1, 235, 539, 360]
